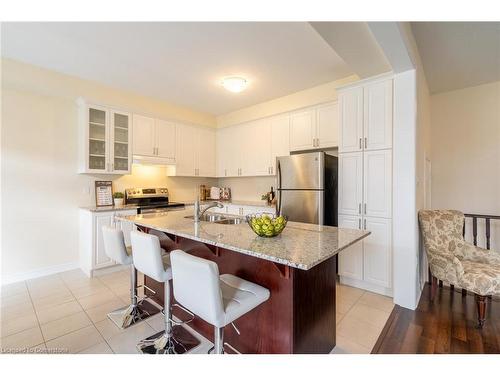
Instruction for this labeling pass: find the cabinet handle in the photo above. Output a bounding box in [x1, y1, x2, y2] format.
[364, 219, 366, 230]
[358, 218, 361, 229]
[271, 166, 273, 174]
[364, 203, 367, 214]
[364, 137, 367, 149]
[358, 203, 361, 214]
[224, 169, 227, 177]
[359, 138, 362, 149]
[111, 163, 114, 171]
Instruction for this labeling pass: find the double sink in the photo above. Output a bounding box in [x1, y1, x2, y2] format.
[185, 213, 245, 225]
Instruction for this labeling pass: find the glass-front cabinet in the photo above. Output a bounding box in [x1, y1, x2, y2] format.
[78, 99, 132, 174]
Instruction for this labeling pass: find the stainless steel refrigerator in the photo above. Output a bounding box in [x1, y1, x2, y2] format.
[276, 152, 338, 226]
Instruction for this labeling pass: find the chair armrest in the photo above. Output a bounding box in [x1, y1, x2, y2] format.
[459, 243, 500, 265]
[427, 249, 464, 284]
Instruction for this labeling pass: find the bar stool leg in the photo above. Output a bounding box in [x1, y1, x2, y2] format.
[107, 265, 161, 329]
[214, 327, 224, 354]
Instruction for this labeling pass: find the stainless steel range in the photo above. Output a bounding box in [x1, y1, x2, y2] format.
[125, 187, 184, 214]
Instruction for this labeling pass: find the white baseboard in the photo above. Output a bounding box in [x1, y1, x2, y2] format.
[1, 262, 80, 285]
[339, 276, 393, 298]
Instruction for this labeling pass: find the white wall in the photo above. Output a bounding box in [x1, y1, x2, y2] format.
[430, 81, 500, 252]
[1, 59, 217, 283]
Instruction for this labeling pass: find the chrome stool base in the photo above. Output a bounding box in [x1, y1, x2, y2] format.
[107, 299, 161, 329]
[137, 325, 200, 354]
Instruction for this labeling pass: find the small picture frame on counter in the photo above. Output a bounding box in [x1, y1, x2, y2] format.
[95, 181, 113, 207]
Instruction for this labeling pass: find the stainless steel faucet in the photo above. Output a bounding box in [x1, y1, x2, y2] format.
[194, 200, 224, 222]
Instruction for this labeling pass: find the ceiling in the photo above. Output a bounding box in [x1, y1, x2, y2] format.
[1, 22, 354, 115]
[411, 22, 500, 93]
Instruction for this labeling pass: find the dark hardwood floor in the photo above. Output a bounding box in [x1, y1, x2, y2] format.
[372, 283, 500, 353]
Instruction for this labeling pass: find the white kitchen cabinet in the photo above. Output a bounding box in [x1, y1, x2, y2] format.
[156, 120, 176, 160]
[363, 150, 392, 218]
[175, 124, 198, 176]
[133, 114, 176, 164]
[289, 102, 339, 152]
[78, 100, 132, 174]
[316, 102, 339, 148]
[133, 114, 156, 157]
[217, 125, 240, 177]
[197, 126, 216, 177]
[242, 119, 272, 176]
[362, 217, 392, 288]
[270, 114, 290, 174]
[338, 214, 364, 281]
[79, 209, 137, 277]
[172, 124, 216, 177]
[290, 109, 316, 151]
[364, 80, 393, 151]
[338, 152, 363, 216]
[337, 75, 394, 297]
[338, 87, 363, 153]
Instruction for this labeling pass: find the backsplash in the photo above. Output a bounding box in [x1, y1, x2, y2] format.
[85, 164, 274, 205]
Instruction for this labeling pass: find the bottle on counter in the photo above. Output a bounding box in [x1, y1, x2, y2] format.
[199, 185, 206, 201]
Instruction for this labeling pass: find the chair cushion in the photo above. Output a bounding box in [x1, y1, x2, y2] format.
[219, 274, 270, 327]
[460, 260, 500, 296]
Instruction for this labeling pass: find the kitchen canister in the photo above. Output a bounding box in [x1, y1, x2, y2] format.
[210, 186, 221, 200]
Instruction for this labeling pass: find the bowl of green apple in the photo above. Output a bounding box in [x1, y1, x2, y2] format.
[246, 213, 288, 237]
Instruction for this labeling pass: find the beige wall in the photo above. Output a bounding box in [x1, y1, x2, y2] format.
[216, 75, 358, 127]
[1, 59, 217, 282]
[430, 81, 500, 215]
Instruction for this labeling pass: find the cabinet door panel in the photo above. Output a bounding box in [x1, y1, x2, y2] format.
[364, 80, 392, 150]
[132, 114, 155, 157]
[270, 114, 290, 173]
[197, 127, 216, 177]
[289, 109, 315, 151]
[95, 214, 115, 268]
[111, 111, 131, 174]
[156, 119, 176, 160]
[338, 152, 363, 216]
[364, 150, 392, 218]
[363, 217, 392, 288]
[338, 214, 363, 281]
[338, 88, 363, 153]
[222, 125, 241, 177]
[175, 124, 197, 176]
[316, 102, 339, 148]
[242, 119, 271, 176]
[216, 128, 230, 177]
[87, 106, 109, 173]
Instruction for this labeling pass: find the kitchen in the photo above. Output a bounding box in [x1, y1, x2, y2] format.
[2, 21, 418, 356]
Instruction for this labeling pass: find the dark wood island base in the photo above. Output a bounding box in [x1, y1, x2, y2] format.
[140, 228, 337, 354]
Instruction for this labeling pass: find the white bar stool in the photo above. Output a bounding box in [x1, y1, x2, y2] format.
[170, 250, 270, 354]
[131, 231, 199, 354]
[102, 226, 161, 329]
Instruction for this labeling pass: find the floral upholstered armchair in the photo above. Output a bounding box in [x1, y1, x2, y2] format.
[418, 210, 500, 327]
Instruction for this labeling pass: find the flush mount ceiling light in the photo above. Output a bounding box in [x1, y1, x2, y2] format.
[221, 76, 248, 93]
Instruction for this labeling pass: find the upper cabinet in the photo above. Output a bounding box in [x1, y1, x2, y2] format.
[133, 114, 176, 164]
[339, 87, 363, 153]
[169, 124, 216, 177]
[269, 114, 290, 174]
[364, 80, 393, 151]
[216, 114, 290, 178]
[78, 100, 132, 174]
[338, 79, 393, 153]
[289, 102, 339, 152]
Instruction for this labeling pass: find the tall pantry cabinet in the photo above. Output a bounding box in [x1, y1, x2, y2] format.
[337, 76, 393, 297]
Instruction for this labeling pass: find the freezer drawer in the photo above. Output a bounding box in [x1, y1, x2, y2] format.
[278, 190, 324, 225]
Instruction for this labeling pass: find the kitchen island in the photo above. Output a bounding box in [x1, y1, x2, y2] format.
[116, 209, 369, 354]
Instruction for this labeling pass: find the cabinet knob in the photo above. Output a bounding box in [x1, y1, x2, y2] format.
[359, 138, 362, 149]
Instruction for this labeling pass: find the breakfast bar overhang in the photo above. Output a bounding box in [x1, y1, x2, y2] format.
[117, 210, 369, 354]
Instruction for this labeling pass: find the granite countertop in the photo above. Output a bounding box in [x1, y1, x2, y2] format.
[182, 199, 272, 207]
[116, 209, 370, 270]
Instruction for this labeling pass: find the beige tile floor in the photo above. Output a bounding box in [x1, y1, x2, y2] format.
[0, 269, 393, 354]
